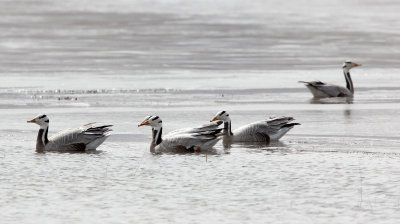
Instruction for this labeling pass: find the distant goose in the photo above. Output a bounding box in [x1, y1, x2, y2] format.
[138, 115, 222, 153]
[299, 61, 361, 98]
[27, 114, 112, 153]
[210, 111, 300, 143]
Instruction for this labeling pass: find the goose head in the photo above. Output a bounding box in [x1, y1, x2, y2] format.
[211, 111, 231, 122]
[138, 115, 162, 128]
[342, 60, 361, 71]
[27, 114, 49, 129]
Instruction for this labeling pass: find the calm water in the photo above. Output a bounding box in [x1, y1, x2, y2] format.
[1, 0, 400, 223]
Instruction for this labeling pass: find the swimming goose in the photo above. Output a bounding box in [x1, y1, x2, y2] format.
[138, 115, 222, 153]
[210, 111, 299, 143]
[27, 114, 112, 153]
[299, 61, 361, 98]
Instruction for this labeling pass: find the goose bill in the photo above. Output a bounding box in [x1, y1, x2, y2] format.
[210, 117, 218, 122]
[354, 63, 361, 67]
[27, 119, 36, 123]
[138, 121, 149, 127]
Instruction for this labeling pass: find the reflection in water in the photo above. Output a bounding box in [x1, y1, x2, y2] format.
[344, 109, 352, 118]
[152, 148, 222, 155]
[37, 149, 105, 154]
[308, 97, 354, 117]
[309, 97, 353, 104]
[222, 138, 287, 150]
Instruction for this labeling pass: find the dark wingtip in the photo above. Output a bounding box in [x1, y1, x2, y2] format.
[282, 123, 301, 128]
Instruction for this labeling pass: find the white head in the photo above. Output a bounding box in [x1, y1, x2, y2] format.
[342, 60, 361, 71]
[211, 111, 231, 122]
[138, 115, 163, 128]
[27, 114, 49, 129]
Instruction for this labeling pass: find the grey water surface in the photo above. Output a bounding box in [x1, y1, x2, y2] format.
[1, 0, 400, 223]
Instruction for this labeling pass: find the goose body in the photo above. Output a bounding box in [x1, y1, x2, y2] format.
[299, 81, 353, 98]
[211, 111, 299, 143]
[138, 116, 222, 153]
[299, 61, 361, 98]
[28, 114, 112, 153]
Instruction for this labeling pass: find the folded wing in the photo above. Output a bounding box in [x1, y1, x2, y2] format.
[160, 121, 223, 151]
[299, 81, 351, 97]
[234, 116, 299, 141]
[47, 123, 112, 151]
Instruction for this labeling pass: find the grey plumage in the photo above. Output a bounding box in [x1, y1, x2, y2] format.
[299, 81, 353, 98]
[28, 114, 112, 153]
[230, 116, 300, 142]
[138, 116, 222, 153]
[168, 120, 223, 135]
[45, 123, 112, 151]
[299, 61, 361, 98]
[211, 111, 300, 143]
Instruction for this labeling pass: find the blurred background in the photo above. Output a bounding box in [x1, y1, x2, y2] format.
[1, 0, 400, 77]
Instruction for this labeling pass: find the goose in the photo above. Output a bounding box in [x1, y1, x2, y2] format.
[210, 111, 299, 143]
[27, 114, 112, 153]
[299, 61, 361, 98]
[138, 115, 222, 153]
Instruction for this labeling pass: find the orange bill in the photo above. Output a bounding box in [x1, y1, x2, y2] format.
[138, 120, 149, 127]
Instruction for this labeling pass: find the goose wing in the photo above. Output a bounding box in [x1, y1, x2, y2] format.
[168, 121, 223, 136]
[300, 81, 351, 97]
[159, 127, 222, 152]
[161, 133, 219, 151]
[47, 123, 112, 150]
[234, 117, 299, 141]
[233, 122, 272, 142]
[265, 116, 295, 130]
[313, 84, 351, 97]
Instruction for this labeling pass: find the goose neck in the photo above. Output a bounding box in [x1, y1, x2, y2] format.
[223, 120, 233, 136]
[152, 127, 163, 145]
[36, 127, 49, 153]
[343, 68, 354, 94]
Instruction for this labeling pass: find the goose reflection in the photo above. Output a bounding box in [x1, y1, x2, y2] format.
[222, 139, 288, 150]
[309, 96, 353, 104]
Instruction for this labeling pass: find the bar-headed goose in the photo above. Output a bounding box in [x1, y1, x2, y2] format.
[299, 61, 361, 98]
[210, 111, 299, 143]
[138, 115, 222, 153]
[27, 114, 112, 153]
